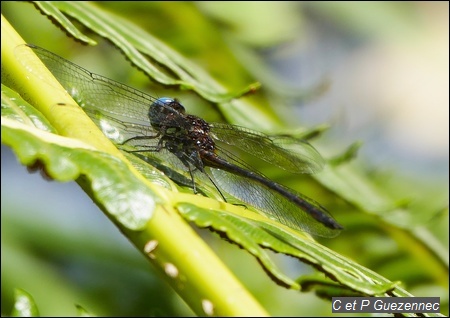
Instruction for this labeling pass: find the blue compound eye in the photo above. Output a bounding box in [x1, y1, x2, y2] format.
[156, 97, 175, 105]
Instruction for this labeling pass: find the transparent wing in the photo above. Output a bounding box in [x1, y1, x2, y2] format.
[210, 123, 325, 174]
[19, 44, 160, 127]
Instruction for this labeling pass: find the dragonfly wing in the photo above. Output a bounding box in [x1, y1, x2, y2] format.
[210, 123, 324, 174]
[19, 44, 155, 127]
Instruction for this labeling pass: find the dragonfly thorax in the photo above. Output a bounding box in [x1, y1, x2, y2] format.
[186, 115, 215, 154]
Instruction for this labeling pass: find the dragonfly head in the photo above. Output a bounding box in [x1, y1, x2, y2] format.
[149, 97, 187, 131]
[151, 98, 186, 113]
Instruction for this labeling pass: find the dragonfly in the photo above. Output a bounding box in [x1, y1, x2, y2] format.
[21, 44, 343, 238]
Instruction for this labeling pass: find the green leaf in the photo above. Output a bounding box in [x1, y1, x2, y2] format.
[30, 1, 97, 45]
[177, 202, 300, 289]
[177, 202, 433, 302]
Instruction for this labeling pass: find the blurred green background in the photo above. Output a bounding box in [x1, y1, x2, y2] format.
[2, 2, 448, 316]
